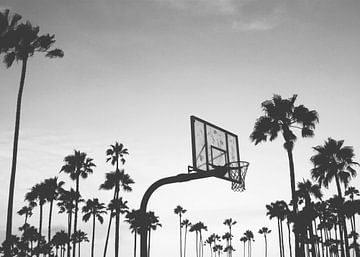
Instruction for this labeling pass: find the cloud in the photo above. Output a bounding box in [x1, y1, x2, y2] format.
[153, 0, 246, 15]
[232, 4, 286, 31]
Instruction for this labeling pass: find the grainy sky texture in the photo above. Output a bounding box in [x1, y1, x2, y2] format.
[1, 0, 360, 257]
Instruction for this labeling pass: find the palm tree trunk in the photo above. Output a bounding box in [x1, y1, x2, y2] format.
[39, 203, 43, 237]
[286, 146, 301, 257]
[335, 175, 350, 257]
[134, 231, 137, 257]
[78, 242, 80, 257]
[148, 229, 151, 257]
[287, 221, 293, 257]
[73, 178, 80, 257]
[179, 214, 182, 257]
[265, 235, 268, 257]
[115, 210, 120, 257]
[103, 211, 113, 257]
[196, 232, 199, 257]
[278, 219, 283, 257]
[48, 199, 54, 242]
[184, 227, 188, 257]
[67, 211, 72, 257]
[280, 220, 285, 257]
[5, 57, 28, 257]
[91, 213, 95, 257]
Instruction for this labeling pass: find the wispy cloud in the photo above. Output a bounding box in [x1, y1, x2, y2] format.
[232, 4, 286, 31]
[153, 0, 246, 15]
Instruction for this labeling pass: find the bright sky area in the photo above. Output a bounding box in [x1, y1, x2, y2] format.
[1, 0, 360, 257]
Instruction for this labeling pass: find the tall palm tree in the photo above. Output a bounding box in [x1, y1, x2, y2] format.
[125, 209, 142, 257]
[244, 230, 254, 257]
[57, 188, 80, 257]
[25, 182, 47, 238]
[181, 219, 191, 257]
[17, 205, 34, 225]
[43, 177, 64, 242]
[213, 244, 223, 257]
[51, 230, 69, 257]
[174, 205, 187, 257]
[82, 198, 107, 257]
[205, 234, 217, 257]
[71, 230, 89, 257]
[223, 218, 236, 257]
[101, 142, 132, 257]
[266, 201, 287, 257]
[258, 227, 271, 257]
[222, 232, 232, 257]
[1, 10, 64, 252]
[251, 94, 319, 257]
[141, 211, 161, 257]
[311, 138, 359, 257]
[240, 236, 247, 257]
[60, 150, 95, 257]
[296, 179, 322, 257]
[344, 186, 360, 257]
[106, 197, 129, 257]
[190, 222, 207, 257]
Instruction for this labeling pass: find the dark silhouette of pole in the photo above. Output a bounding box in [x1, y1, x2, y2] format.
[139, 170, 226, 257]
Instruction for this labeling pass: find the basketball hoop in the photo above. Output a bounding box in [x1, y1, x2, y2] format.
[226, 161, 249, 192]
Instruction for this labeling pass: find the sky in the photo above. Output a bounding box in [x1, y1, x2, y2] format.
[1, 0, 360, 256]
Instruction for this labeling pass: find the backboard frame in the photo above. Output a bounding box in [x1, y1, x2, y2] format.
[189, 115, 241, 176]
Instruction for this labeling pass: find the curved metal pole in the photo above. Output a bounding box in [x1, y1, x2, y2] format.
[140, 170, 222, 257]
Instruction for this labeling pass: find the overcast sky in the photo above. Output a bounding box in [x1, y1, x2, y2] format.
[1, 0, 360, 257]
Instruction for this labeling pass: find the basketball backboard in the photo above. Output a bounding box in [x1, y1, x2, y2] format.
[189, 116, 248, 191]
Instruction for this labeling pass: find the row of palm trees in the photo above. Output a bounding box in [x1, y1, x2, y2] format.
[0, 142, 163, 257]
[250, 94, 359, 257]
[173, 205, 272, 257]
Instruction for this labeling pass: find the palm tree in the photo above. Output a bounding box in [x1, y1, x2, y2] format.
[223, 218, 236, 257]
[106, 197, 129, 257]
[125, 209, 142, 257]
[258, 227, 271, 257]
[82, 198, 107, 257]
[60, 150, 95, 257]
[250, 94, 319, 257]
[311, 138, 359, 257]
[344, 186, 360, 257]
[139, 211, 161, 257]
[296, 179, 322, 257]
[266, 201, 287, 257]
[1, 10, 64, 252]
[213, 244, 223, 257]
[17, 205, 34, 225]
[100, 142, 132, 257]
[181, 219, 191, 257]
[205, 234, 217, 257]
[222, 232, 232, 257]
[240, 236, 247, 257]
[25, 182, 47, 238]
[244, 230, 254, 257]
[51, 230, 69, 257]
[174, 205, 187, 257]
[43, 177, 64, 242]
[71, 230, 89, 257]
[190, 222, 207, 257]
[57, 188, 80, 257]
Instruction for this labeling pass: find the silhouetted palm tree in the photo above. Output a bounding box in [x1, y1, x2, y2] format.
[223, 218, 236, 257]
[181, 219, 191, 257]
[17, 205, 34, 225]
[258, 227, 271, 257]
[174, 205, 187, 257]
[71, 230, 89, 257]
[51, 230, 69, 257]
[25, 182, 47, 238]
[57, 188, 80, 257]
[240, 236, 247, 257]
[141, 211, 161, 257]
[82, 198, 107, 257]
[213, 244, 223, 257]
[344, 187, 360, 257]
[266, 201, 287, 257]
[205, 234, 217, 257]
[43, 177, 64, 242]
[244, 230, 254, 257]
[125, 209, 142, 257]
[251, 94, 319, 257]
[60, 150, 95, 257]
[222, 232, 233, 257]
[311, 138, 359, 257]
[0, 10, 64, 252]
[101, 142, 132, 257]
[190, 222, 207, 257]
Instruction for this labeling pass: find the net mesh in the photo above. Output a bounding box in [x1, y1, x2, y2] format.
[228, 161, 249, 192]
